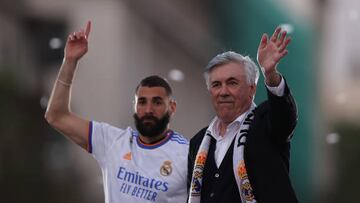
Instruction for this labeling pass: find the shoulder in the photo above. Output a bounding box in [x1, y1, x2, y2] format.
[188, 127, 208, 162]
[91, 121, 132, 138]
[92, 120, 128, 131]
[254, 101, 269, 117]
[169, 131, 189, 146]
[190, 127, 208, 147]
[161, 131, 189, 156]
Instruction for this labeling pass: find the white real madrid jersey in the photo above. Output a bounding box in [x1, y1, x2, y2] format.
[88, 121, 189, 203]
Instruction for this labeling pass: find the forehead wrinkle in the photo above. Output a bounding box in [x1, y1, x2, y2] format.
[210, 72, 245, 83]
[226, 76, 240, 82]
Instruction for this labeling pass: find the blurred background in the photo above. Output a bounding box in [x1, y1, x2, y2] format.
[1, 0, 359, 202]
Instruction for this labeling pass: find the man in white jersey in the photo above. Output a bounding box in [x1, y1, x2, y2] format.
[45, 21, 188, 203]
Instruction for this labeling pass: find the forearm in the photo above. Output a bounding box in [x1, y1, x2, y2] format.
[58, 59, 78, 84]
[267, 80, 298, 142]
[45, 59, 78, 122]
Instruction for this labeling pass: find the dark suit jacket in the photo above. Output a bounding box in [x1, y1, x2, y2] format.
[188, 81, 299, 203]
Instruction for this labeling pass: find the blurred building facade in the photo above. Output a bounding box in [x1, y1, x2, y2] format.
[317, 0, 360, 202]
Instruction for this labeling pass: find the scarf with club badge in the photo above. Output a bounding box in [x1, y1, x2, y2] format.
[188, 103, 257, 203]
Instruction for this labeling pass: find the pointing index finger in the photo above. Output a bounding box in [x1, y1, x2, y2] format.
[85, 21, 91, 38]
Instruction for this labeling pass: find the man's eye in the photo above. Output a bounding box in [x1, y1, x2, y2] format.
[211, 83, 221, 88]
[154, 100, 163, 105]
[137, 100, 146, 105]
[228, 81, 238, 86]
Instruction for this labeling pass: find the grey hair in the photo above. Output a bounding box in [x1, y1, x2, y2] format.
[204, 51, 260, 89]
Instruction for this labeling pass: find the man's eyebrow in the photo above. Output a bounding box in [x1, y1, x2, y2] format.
[137, 97, 146, 100]
[211, 77, 239, 83]
[226, 77, 239, 82]
[152, 96, 164, 101]
[211, 80, 221, 84]
[137, 96, 165, 101]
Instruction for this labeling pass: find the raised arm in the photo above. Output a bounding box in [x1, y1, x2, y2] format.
[257, 27, 291, 86]
[45, 21, 92, 150]
[257, 27, 297, 142]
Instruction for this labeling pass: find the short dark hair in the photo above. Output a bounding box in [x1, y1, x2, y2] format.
[135, 75, 172, 96]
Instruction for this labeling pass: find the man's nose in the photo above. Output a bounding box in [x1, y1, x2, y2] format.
[219, 85, 230, 96]
[144, 103, 154, 113]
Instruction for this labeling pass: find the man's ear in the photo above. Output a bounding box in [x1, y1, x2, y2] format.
[169, 99, 177, 116]
[133, 96, 137, 113]
[250, 84, 257, 99]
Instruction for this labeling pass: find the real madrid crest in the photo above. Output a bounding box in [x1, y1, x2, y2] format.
[160, 160, 172, 176]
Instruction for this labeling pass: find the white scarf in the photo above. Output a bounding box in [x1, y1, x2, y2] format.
[188, 103, 257, 203]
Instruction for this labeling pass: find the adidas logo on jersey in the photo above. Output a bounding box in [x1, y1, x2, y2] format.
[123, 152, 132, 160]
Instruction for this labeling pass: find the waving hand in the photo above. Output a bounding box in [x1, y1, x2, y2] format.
[257, 27, 291, 86]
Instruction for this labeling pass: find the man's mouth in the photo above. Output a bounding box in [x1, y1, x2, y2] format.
[143, 118, 156, 123]
[140, 116, 157, 124]
[218, 101, 233, 104]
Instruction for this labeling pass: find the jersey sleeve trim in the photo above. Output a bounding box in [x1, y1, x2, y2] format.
[87, 121, 93, 153]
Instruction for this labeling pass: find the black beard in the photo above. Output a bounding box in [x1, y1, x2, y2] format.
[133, 112, 170, 138]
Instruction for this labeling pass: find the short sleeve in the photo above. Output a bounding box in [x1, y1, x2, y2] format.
[88, 121, 126, 167]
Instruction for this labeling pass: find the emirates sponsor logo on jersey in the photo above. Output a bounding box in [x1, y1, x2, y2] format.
[123, 152, 132, 160]
[117, 167, 170, 201]
[117, 167, 169, 192]
[160, 160, 172, 176]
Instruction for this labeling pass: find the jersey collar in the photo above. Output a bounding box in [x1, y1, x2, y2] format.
[133, 130, 174, 149]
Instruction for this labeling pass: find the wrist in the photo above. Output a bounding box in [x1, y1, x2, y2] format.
[263, 69, 279, 78]
[57, 79, 72, 87]
[63, 57, 78, 66]
[58, 58, 78, 84]
[264, 71, 281, 87]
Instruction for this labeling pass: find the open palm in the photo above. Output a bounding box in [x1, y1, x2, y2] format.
[257, 27, 291, 75]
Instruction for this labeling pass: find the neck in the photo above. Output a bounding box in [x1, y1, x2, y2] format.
[218, 103, 253, 137]
[218, 122, 229, 137]
[139, 129, 170, 144]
